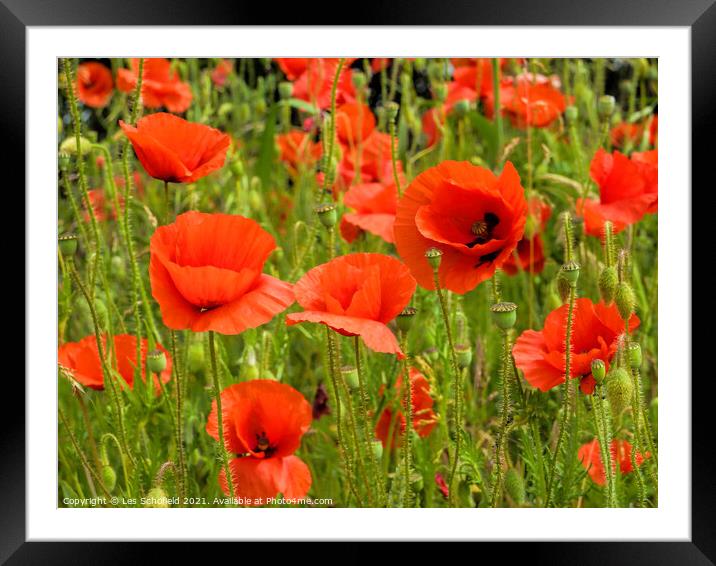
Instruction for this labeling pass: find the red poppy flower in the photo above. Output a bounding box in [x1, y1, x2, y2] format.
[502, 197, 552, 276]
[339, 180, 399, 244]
[275, 58, 309, 81]
[422, 107, 445, 148]
[337, 130, 398, 190]
[211, 59, 234, 87]
[610, 116, 658, 149]
[435, 472, 450, 499]
[149, 211, 294, 335]
[84, 172, 144, 222]
[276, 130, 322, 174]
[632, 149, 658, 213]
[286, 253, 416, 359]
[394, 160, 527, 294]
[494, 75, 567, 128]
[578, 438, 649, 486]
[206, 380, 312, 503]
[58, 334, 171, 394]
[290, 58, 356, 110]
[513, 298, 639, 395]
[577, 148, 658, 236]
[117, 58, 193, 113]
[119, 113, 231, 184]
[76, 62, 114, 108]
[335, 102, 376, 147]
[374, 368, 438, 448]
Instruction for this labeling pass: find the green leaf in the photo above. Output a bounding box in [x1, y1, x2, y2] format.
[255, 104, 278, 189]
[285, 98, 320, 116]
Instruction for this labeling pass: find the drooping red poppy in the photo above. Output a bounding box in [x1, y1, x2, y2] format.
[577, 148, 658, 236]
[76, 62, 114, 108]
[211, 59, 234, 87]
[289, 58, 356, 110]
[206, 379, 312, 503]
[394, 160, 527, 294]
[58, 334, 171, 394]
[149, 211, 294, 335]
[374, 367, 438, 448]
[84, 172, 144, 222]
[502, 196, 552, 276]
[276, 130, 322, 175]
[513, 298, 639, 395]
[117, 58, 193, 113]
[578, 438, 649, 486]
[286, 253, 416, 359]
[119, 113, 231, 184]
[339, 179, 399, 244]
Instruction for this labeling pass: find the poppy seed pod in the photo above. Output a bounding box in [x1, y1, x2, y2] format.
[187, 342, 205, 373]
[314, 203, 338, 229]
[615, 282, 636, 321]
[101, 465, 116, 493]
[599, 266, 618, 304]
[278, 81, 293, 100]
[385, 101, 399, 122]
[455, 343, 473, 369]
[147, 349, 167, 374]
[490, 302, 518, 330]
[628, 342, 642, 369]
[591, 359, 606, 384]
[561, 261, 581, 286]
[58, 234, 78, 257]
[60, 136, 92, 156]
[452, 99, 470, 117]
[351, 70, 367, 91]
[425, 247, 443, 270]
[606, 367, 633, 413]
[396, 306, 417, 333]
[144, 487, 170, 508]
[565, 105, 579, 123]
[341, 365, 359, 390]
[557, 274, 571, 303]
[504, 468, 525, 506]
[598, 95, 616, 119]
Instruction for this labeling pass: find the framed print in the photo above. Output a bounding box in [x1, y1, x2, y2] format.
[6, 0, 710, 561]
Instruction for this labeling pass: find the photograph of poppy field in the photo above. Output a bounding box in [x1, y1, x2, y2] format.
[57, 57, 658, 509]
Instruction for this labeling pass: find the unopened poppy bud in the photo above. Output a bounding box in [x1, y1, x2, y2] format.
[452, 99, 470, 117]
[187, 342, 205, 373]
[628, 342, 642, 369]
[434, 83, 448, 102]
[561, 261, 580, 286]
[411, 472, 424, 491]
[352, 70, 367, 91]
[249, 189, 264, 213]
[58, 234, 78, 257]
[523, 213, 539, 240]
[385, 101, 399, 122]
[238, 102, 250, 122]
[218, 102, 233, 119]
[314, 203, 338, 229]
[598, 95, 616, 119]
[396, 306, 417, 333]
[144, 487, 169, 508]
[147, 349, 167, 374]
[278, 81, 293, 100]
[490, 302, 517, 330]
[341, 365, 359, 390]
[254, 98, 267, 115]
[565, 106, 578, 123]
[599, 266, 618, 304]
[371, 440, 383, 462]
[425, 247, 443, 270]
[423, 346, 439, 362]
[455, 343, 473, 369]
[60, 136, 92, 156]
[615, 282, 635, 321]
[239, 346, 259, 380]
[591, 359, 606, 384]
[557, 274, 571, 303]
[110, 255, 127, 281]
[606, 367, 633, 413]
[102, 465, 116, 493]
[504, 468, 525, 505]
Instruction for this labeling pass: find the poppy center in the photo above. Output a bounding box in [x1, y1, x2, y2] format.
[467, 212, 499, 248]
[253, 431, 276, 457]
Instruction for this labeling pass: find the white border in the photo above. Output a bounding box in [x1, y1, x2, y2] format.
[27, 27, 690, 541]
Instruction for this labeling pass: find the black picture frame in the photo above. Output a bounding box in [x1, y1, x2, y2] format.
[6, 1, 708, 561]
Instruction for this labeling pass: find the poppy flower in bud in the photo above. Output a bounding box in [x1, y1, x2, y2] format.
[394, 160, 528, 294]
[502, 196, 552, 275]
[286, 253, 417, 359]
[339, 178, 400, 244]
[513, 298, 639, 395]
[119, 113, 231, 184]
[117, 58, 193, 113]
[149, 211, 294, 335]
[76, 62, 114, 108]
[577, 148, 658, 236]
[58, 334, 171, 394]
[375, 367, 438, 448]
[276, 130, 322, 175]
[206, 380, 312, 503]
[578, 438, 649, 486]
[435, 472, 450, 499]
